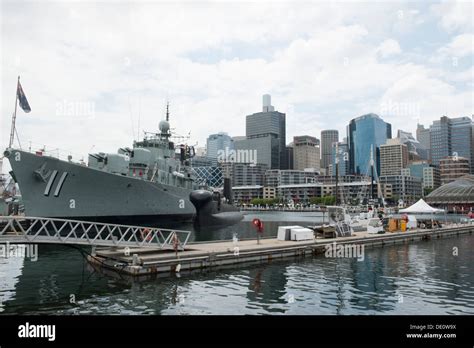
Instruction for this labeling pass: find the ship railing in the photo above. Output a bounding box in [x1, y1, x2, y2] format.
[15, 141, 87, 164]
[0, 216, 191, 250]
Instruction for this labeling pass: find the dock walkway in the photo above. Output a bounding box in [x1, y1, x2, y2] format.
[88, 224, 473, 277]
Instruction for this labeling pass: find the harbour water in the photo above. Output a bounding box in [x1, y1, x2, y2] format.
[0, 212, 473, 315]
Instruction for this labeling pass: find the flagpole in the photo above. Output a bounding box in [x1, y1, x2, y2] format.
[8, 76, 19, 148]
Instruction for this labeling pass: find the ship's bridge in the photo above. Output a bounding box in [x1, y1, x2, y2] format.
[135, 133, 174, 150]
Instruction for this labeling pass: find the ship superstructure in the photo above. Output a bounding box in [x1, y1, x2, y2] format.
[4, 106, 199, 225]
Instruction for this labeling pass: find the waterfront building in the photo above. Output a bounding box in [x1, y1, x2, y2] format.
[379, 175, 423, 204]
[221, 162, 267, 187]
[232, 185, 263, 203]
[293, 135, 320, 171]
[264, 169, 317, 187]
[380, 138, 409, 176]
[381, 183, 393, 200]
[430, 116, 473, 171]
[235, 95, 286, 169]
[277, 179, 371, 205]
[263, 186, 276, 199]
[426, 174, 474, 211]
[206, 132, 234, 165]
[278, 183, 322, 203]
[321, 130, 339, 171]
[439, 156, 470, 185]
[348, 113, 392, 176]
[401, 161, 440, 190]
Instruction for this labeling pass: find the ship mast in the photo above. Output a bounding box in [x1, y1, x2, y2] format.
[158, 101, 171, 139]
[370, 145, 375, 200]
[8, 76, 20, 148]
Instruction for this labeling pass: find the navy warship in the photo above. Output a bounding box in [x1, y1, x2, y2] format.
[4, 107, 201, 225]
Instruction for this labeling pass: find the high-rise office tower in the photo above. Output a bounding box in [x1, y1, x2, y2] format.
[416, 124, 431, 160]
[206, 132, 234, 165]
[430, 116, 473, 172]
[235, 95, 286, 169]
[397, 129, 428, 161]
[380, 138, 409, 176]
[331, 140, 349, 176]
[348, 113, 392, 176]
[293, 135, 320, 171]
[321, 130, 339, 171]
[285, 144, 294, 170]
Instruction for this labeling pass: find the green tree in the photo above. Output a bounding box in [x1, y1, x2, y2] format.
[309, 197, 322, 205]
[250, 198, 262, 206]
[322, 195, 336, 206]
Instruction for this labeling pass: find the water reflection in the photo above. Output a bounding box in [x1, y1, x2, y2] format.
[0, 216, 473, 315]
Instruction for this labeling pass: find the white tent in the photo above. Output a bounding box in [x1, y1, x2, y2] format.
[399, 199, 445, 214]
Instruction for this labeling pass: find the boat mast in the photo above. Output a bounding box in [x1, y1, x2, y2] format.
[8, 76, 20, 148]
[370, 145, 375, 201]
[335, 142, 339, 205]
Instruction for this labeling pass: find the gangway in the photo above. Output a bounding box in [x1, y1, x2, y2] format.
[0, 216, 191, 250]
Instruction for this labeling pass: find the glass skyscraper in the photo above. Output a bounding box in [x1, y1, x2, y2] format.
[348, 113, 392, 176]
[430, 116, 473, 172]
[206, 132, 234, 165]
[331, 141, 349, 176]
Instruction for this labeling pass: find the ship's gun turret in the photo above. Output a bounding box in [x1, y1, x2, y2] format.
[128, 148, 151, 178]
[88, 152, 129, 176]
[88, 152, 106, 170]
[104, 154, 129, 176]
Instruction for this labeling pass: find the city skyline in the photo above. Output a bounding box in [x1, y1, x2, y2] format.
[1, 1, 472, 163]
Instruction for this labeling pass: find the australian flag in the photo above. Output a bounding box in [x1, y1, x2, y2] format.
[17, 81, 31, 113]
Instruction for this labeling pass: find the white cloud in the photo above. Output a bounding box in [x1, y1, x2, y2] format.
[438, 33, 474, 58]
[377, 39, 402, 58]
[431, 0, 474, 33]
[0, 0, 472, 166]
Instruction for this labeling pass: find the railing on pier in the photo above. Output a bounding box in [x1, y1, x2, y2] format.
[0, 216, 191, 250]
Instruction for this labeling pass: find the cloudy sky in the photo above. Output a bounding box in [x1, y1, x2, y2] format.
[1, 0, 473, 163]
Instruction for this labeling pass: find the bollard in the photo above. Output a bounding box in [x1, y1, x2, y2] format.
[132, 253, 139, 266]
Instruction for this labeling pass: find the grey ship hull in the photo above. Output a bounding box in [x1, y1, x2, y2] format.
[4, 149, 196, 225]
